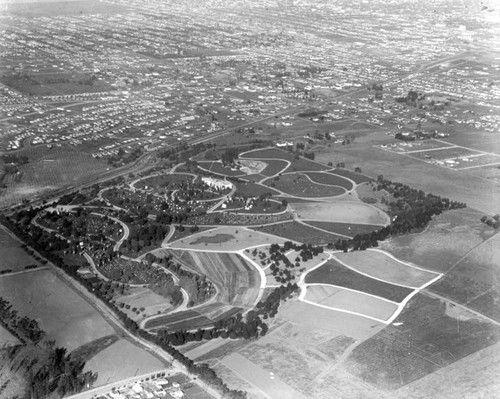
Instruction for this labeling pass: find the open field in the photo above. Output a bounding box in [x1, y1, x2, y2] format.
[279, 300, 385, 340]
[344, 294, 500, 390]
[0, 324, 20, 348]
[303, 221, 382, 237]
[213, 363, 267, 399]
[302, 172, 354, 190]
[233, 181, 281, 196]
[0, 269, 115, 350]
[222, 353, 308, 399]
[381, 208, 495, 273]
[304, 284, 398, 321]
[292, 201, 389, 224]
[167, 226, 287, 251]
[305, 259, 414, 302]
[0, 147, 110, 207]
[253, 221, 345, 245]
[83, 338, 165, 387]
[329, 169, 372, 184]
[315, 141, 500, 214]
[173, 250, 260, 308]
[264, 173, 346, 197]
[429, 231, 500, 322]
[334, 250, 440, 288]
[0, 227, 41, 272]
[241, 148, 329, 173]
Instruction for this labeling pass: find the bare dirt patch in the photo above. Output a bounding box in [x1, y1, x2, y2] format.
[292, 201, 389, 224]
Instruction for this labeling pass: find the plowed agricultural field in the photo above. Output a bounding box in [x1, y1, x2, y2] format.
[306, 260, 413, 303]
[173, 251, 261, 308]
[304, 284, 398, 321]
[334, 250, 440, 288]
[292, 201, 389, 224]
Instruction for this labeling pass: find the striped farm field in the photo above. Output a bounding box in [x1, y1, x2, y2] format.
[172, 250, 261, 308]
[305, 259, 413, 303]
[304, 284, 398, 321]
[302, 172, 354, 190]
[334, 250, 440, 288]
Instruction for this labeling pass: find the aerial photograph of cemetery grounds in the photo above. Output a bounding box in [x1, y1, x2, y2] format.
[0, 0, 499, 398]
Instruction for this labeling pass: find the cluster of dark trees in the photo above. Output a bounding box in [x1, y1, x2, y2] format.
[0, 296, 45, 344]
[0, 297, 97, 399]
[255, 283, 300, 318]
[395, 90, 426, 106]
[157, 311, 268, 346]
[1, 154, 29, 165]
[107, 147, 143, 167]
[145, 253, 215, 305]
[480, 214, 500, 229]
[29, 346, 98, 399]
[121, 222, 170, 255]
[297, 109, 326, 118]
[328, 176, 466, 252]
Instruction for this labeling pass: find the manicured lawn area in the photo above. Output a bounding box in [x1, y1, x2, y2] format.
[260, 159, 290, 176]
[304, 221, 382, 237]
[197, 161, 245, 177]
[302, 172, 354, 190]
[329, 169, 372, 184]
[233, 181, 280, 196]
[305, 259, 414, 302]
[253, 221, 345, 245]
[292, 201, 389, 225]
[263, 173, 345, 197]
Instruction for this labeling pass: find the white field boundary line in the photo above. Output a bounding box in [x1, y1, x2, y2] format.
[403, 145, 458, 154]
[305, 283, 400, 305]
[455, 161, 500, 170]
[385, 273, 443, 325]
[331, 255, 420, 289]
[0, 266, 50, 278]
[433, 138, 500, 158]
[299, 298, 389, 324]
[367, 248, 441, 275]
[296, 170, 356, 189]
[238, 250, 269, 314]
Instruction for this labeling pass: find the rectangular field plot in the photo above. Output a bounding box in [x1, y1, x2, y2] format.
[334, 250, 440, 288]
[304, 221, 382, 237]
[305, 260, 414, 302]
[0, 227, 41, 272]
[0, 269, 115, 351]
[345, 294, 500, 390]
[304, 285, 398, 321]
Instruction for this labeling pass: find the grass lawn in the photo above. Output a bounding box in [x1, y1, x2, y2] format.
[305, 259, 414, 302]
[264, 173, 346, 197]
[329, 169, 372, 184]
[302, 172, 354, 190]
[253, 221, 345, 245]
[0, 269, 115, 351]
[0, 227, 41, 272]
[304, 221, 382, 237]
[292, 201, 390, 225]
